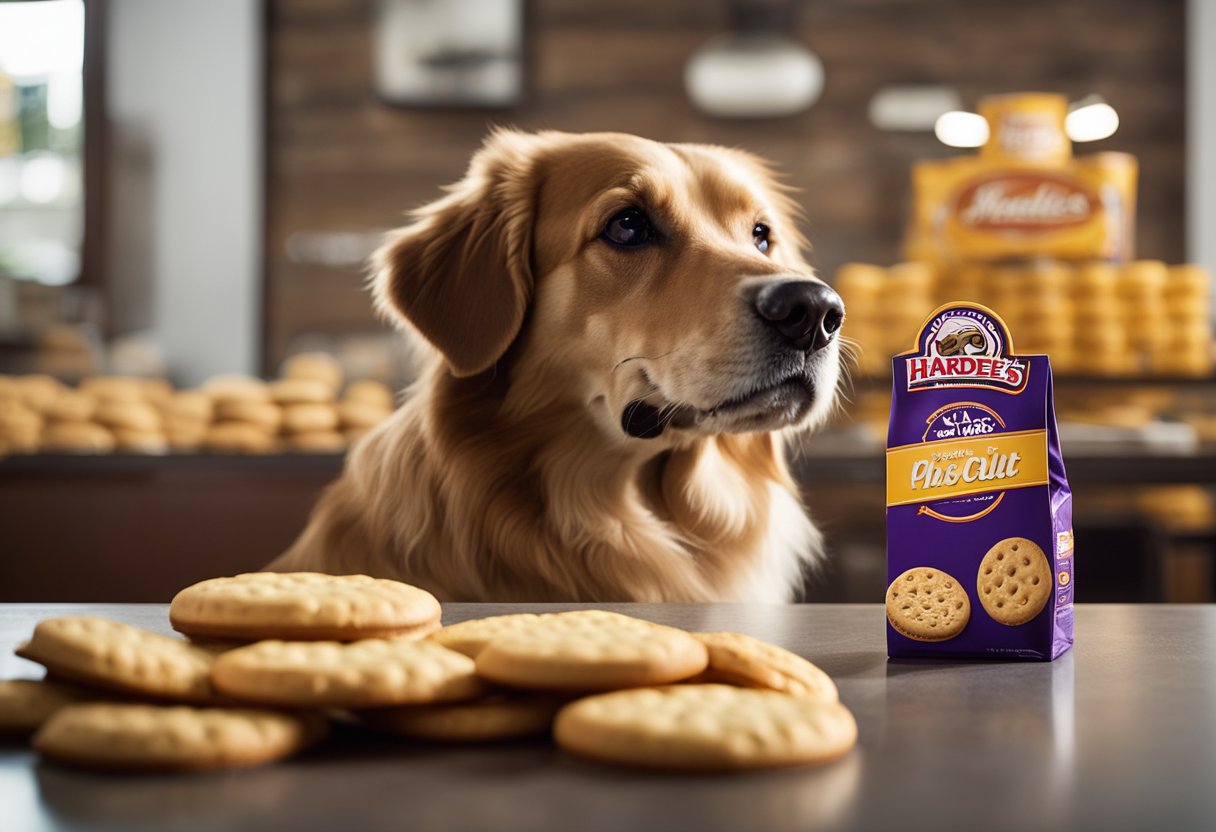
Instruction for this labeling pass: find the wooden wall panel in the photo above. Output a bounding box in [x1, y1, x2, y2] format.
[263, 0, 1186, 369]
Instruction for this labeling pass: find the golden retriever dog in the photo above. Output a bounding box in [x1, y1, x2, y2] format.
[267, 129, 846, 602]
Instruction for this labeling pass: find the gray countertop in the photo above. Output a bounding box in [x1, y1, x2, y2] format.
[2, 603, 1214, 832]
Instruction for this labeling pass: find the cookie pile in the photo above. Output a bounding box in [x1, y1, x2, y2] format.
[2, 573, 856, 774]
[0, 352, 396, 457]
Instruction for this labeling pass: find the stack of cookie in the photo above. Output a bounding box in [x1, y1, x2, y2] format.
[1071, 263, 1132, 376]
[2, 572, 857, 775]
[0, 353, 399, 457]
[1153, 264, 1213, 377]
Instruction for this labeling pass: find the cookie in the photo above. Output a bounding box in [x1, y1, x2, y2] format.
[94, 400, 162, 432]
[689, 632, 838, 702]
[886, 568, 970, 642]
[201, 375, 271, 404]
[977, 537, 1052, 625]
[40, 421, 116, 454]
[336, 400, 391, 430]
[42, 389, 98, 422]
[282, 352, 343, 391]
[281, 403, 338, 433]
[270, 378, 334, 405]
[34, 703, 326, 773]
[343, 380, 394, 409]
[428, 613, 547, 658]
[203, 422, 276, 454]
[170, 572, 442, 641]
[358, 693, 562, 742]
[554, 685, 857, 772]
[213, 400, 282, 432]
[212, 639, 485, 708]
[15, 616, 224, 703]
[158, 390, 214, 423]
[15, 374, 65, 411]
[474, 610, 708, 692]
[0, 679, 98, 735]
[79, 376, 146, 403]
[286, 430, 346, 453]
[113, 428, 170, 454]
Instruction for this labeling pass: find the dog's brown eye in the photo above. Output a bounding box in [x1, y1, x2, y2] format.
[753, 223, 771, 254]
[602, 209, 654, 248]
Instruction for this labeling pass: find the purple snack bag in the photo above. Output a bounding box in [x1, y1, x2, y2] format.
[886, 301, 1074, 660]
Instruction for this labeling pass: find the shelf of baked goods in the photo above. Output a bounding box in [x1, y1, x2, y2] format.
[0, 353, 394, 461]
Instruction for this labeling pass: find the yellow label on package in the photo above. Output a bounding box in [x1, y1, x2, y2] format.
[907, 93, 1137, 264]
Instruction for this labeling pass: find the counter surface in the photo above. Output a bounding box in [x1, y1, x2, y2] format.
[2, 603, 1214, 832]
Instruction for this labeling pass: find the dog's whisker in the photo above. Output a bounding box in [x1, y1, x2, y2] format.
[612, 349, 678, 374]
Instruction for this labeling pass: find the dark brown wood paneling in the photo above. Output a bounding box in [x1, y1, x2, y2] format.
[263, 0, 1186, 370]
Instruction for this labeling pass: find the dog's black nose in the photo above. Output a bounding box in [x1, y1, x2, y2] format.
[754, 281, 845, 353]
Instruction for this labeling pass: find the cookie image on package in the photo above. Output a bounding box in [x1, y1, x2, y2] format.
[977, 537, 1052, 625]
[885, 568, 970, 642]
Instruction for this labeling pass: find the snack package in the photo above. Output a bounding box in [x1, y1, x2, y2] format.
[907, 93, 1137, 265]
[886, 302, 1074, 660]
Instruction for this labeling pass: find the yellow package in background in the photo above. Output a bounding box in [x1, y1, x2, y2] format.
[907, 93, 1138, 265]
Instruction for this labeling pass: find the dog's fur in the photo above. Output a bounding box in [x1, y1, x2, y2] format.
[267, 129, 845, 602]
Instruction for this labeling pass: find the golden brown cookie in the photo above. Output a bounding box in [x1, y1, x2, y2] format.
[428, 613, 547, 658]
[94, 400, 162, 432]
[554, 685, 857, 772]
[475, 610, 708, 692]
[42, 389, 98, 422]
[689, 632, 838, 702]
[213, 400, 282, 432]
[281, 403, 338, 433]
[977, 537, 1052, 625]
[0, 679, 99, 735]
[212, 639, 485, 708]
[34, 703, 327, 773]
[343, 379, 394, 409]
[282, 353, 343, 391]
[158, 390, 213, 423]
[170, 572, 442, 641]
[15, 616, 226, 703]
[203, 422, 276, 454]
[200, 375, 271, 404]
[269, 378, 334, 405]
[40, 421, 116, 454]
[113, 429, 170, 454]
[886, 567, 970, 642]
[336, 400, 391, 430]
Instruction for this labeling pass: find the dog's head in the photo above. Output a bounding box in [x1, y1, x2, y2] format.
[374, 129, 845, 442]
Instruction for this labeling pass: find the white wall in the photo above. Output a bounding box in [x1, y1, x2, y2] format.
[1190, 0, 1216, 302]
[106, 0, 260, 384]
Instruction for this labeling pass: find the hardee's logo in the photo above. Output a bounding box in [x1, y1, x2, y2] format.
[956, 175, 1096, 231]
[904, 303, 1028, 394]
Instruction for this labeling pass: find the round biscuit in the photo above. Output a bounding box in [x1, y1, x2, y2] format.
[113, 429, 169, 455]
[358, 693, 562, 742]
[977, 537, 1052, 625]
[270, 378, 334, 405]
[474, 610, 708, 692]
[158, 390, 214, 423]
[78, 376, 146, 403]
[15, 616, 225, 703]
[554, 685, 857, 772]
[428, 613, 548, 658]
[212, 639, 486, 708]
[34, 703, 326, 773]
[286, 430, 346, 453]
[0, 679, 98, 735]
[213, 400, 282, 432]
[40, 421, 115, 454]
[203, 422, 276, 454]
[201, 375, 271, 404]
[170, 572, 442, 641]
[343, 379, 394, 409]
[689, 632, 838, 702]
[281, 403, 338, 433]
[282, 353, 343, 391]
[336, 400, 391, 430]
[16, 374, 65, 411]
[886, 567, 970, 642]
[42, 389, 98, 422]
[94, 400, 162, 432]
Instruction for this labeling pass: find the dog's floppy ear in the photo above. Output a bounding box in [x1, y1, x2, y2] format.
[373, 129, 540, 377]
